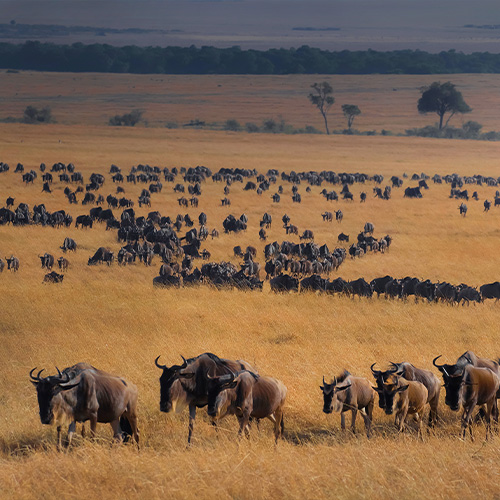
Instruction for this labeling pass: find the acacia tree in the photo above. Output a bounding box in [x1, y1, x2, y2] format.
[417, 81, 471, 130]
[342, 104, 361, 131]
[308, 82, 334, 134]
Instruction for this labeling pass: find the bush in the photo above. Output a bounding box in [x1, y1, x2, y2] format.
[109, 109, 143, 126]
[295, 125, 322, 134]
[480, 131, 500, 141]
[462, 120, 482, 139]
[223, 119, 242, 132]
[381, 129, 393, 136]
[165, 121, 179, 129]
[245, 122, 260, 133]
[22, 105, 53, 124]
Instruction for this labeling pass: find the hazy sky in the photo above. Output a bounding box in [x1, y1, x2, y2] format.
[1, 0, 500, 52]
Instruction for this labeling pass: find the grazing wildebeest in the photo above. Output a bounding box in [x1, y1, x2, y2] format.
[60, 237, 77, 253]
[320, 371, 375, 437]
[322, 211, 333, 222]
[39, 253, 55, 270]
[43, 271, 64, 283]
[270, 273, 299, 292]
[373, 373, 428, 439]
[459, 203, 467, 216]
[300, 229, 314, 241]
[6, 196, 14, 208]
[484, 200, 491, 212]
[155, 353, 255, 443]
[433, 356, 500, 440]
[88, 247, 114, 265]
[30, 364, 139, 449]
[206, 369, 287, 443]
[456, 286, 481, 305]
[364, 222, 374, 234]
[6, 255, 19, 272]
[337, 232, 349, 243]
[75, 215, 93, 229]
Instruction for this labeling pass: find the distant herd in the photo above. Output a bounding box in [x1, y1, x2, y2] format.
[29, 350, 500, 449]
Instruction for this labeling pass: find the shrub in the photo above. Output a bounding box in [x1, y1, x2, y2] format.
[22, 106, 53, 124]
[223, 119, 242, 132]
[245, 122, 260, 133]
[165, 121, 179, 129]
[109, 109, 143, 126]
[381, 129, 393, 136]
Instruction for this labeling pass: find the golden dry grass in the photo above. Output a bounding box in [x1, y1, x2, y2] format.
[1, 75, 500, 499]
[2, 71, 500, 133]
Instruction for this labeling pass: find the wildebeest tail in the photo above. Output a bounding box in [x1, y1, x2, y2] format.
[280, 413, 285, 434]
[120, 416, 133, 442]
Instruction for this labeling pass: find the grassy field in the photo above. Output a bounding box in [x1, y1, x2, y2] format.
[1, 75, 500, 499]
[2, 71, 500, 133]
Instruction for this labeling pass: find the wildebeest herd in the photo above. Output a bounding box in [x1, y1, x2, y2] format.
[2, 160, 500, 301]
[30, 349, 500, 449]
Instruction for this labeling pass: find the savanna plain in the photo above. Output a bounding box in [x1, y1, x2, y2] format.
[1, 73, 500, 500]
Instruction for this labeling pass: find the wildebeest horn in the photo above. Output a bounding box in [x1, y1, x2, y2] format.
[322, 375, 326, 386]
[370, 363, 381, 376]
[180, 355, 188, 369]
[464, 353, 472, 364]
[29, 367, 44, 381]
[389, 362, 400, 373]
[154, 355, 167, 370]
[432, 355, 444, 369]
[56, 366, 62, 377]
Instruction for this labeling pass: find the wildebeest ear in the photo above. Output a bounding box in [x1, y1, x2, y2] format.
[30, 380, 39, 386]
[226, 381, 238, 390]
[396, 385, 409, 392]
[334, 384, 351, 393]
[58, 382, 80, 391]
[319, 386, 324, 391]
[372, 386, 383, 393]
[178, 372, 195, 379]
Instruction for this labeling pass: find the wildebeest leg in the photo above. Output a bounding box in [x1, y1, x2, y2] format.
[397, 409, 408, 433]
[187, 404, 196, 444]
[273, 408, 284, 443]
[89, 415, 98, 440]
[485, 401, 494, 440]
[122, 411, 140, 446]
[428, 396, 439, 428]
[81, 423, 86, 438]
[110, 420, 123, 443]
[461, 405, 475, 441]
[57, 425, 63, 451]
[350, 409, 357, 434]
[340, 412, 346, 431]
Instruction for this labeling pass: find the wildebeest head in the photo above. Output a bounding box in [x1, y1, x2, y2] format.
[372, 373, 408, 415]
[155, 355, 188, 413]
[206, 369, 238, 417]
[370, 363, 398, 409]
[320, 375, 351, 414]
[433, 355, 465, 411]
[29, 368, 79, 424]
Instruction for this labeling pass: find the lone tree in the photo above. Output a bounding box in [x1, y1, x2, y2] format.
[342, 104, 361, 131]
[417, 81, 471, 130]
[308, 82, 334, 134]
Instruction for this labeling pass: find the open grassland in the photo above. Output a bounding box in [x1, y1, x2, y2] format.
[2, 71, 500, 133]
[1, 106, 500, 498]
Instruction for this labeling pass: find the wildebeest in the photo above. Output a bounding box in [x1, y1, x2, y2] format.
[459, 203, 467, 216]
[320, 371, 375, 437]
[30, 363, 139, 449]
[6, 255, 19, 271]
[43, 271, 64, 283]
[346, 278, 372, 298]
[155, 353, 255, 443]
[404, 186, 422, 198]
[338, 232, 349, 243]
[457, 286, 481, 305]
[373, 373, 428, 439]
[57, 257, 69, 271]
[270, 273, 299, 292]
[60, 237, 77, 253]
[206, 369, 287, 443]
[88, 247, 114, 265]
[370, 276, 393, 297]
[75, 215, 93, 229]
[386, 361, 440, 427]
[364, 222, 374, 234]
[433, 356, 500, 440]
[480, 282, 500, 302]
[484, 200, 491, 212]
[39, 253, 55, 270]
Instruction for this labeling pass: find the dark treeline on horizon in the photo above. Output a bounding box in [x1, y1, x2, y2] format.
[2, 41, 500, 74]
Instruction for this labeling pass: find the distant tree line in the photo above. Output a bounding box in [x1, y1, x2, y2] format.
[2, 42, 500, 74]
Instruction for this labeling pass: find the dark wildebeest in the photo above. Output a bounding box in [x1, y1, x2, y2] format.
[75, 215, 93, 229]
[320, 371, 375, 437]
[259, 228, 267, 241]
[88, 247, 114, 265]
[480, 282, 500, 302]
[206, 369, 287, 443]
[30, 364, 139, 449]
[456, 286, 481, 305]
[338, 233, 349, 243]
[6, 255, 19, 272]
[57, 257, 69, 271]
[270, 274, 299, 292]
[0, 258, 4, 273]
[39, 253, 55, 271]
[364, 222, 374, 234]
[372, 373, 428, 439]
[484, 200, 491, 212]
[60, 237, 77, 253]
[370, 276, 393, 297]
[459, 203, 467, 216]
[300, 229, 314, 241]
[43, 271, 64, 283]
[346, 278, 372, 298]
[154, 353, 255, 444]
[433, 357, 500, 440]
